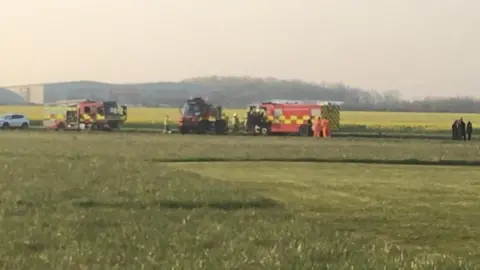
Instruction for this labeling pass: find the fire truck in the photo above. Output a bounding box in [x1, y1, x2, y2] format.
[247, 99, 343, 136]
[43, 99, 127, 131]
[178, 97, 227, 134]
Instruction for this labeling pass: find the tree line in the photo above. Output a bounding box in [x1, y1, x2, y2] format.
[0, 76, 478, 113]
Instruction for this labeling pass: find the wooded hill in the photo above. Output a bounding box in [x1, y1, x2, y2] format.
[1, 76, 478, 113]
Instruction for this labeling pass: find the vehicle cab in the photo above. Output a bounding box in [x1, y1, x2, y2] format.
[179, 98, 210, 124]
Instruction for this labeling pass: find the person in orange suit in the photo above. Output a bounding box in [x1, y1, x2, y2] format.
[321, 117, 330, 137]
[312, 116, 322, 138]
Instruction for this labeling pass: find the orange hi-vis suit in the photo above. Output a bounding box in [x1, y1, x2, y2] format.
[313, 117, 322, 137]
[321, 118, 330, 137]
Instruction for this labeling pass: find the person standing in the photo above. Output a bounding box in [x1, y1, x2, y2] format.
[321, 117, 331, 138]
[467, 121, 473, 140]
[243, 112, 248, 132]
[231, 113, 240, 133]
[459, 118, 467, 141]
[312, 116, 321, 138]
[246, 109, 253, 132]
[163, 114, 170, 134]
[451, 120, 457, 140]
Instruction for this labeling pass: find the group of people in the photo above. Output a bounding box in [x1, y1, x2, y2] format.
[312, 116, 331, 138]
[451, 118, 473, 140]
[245, 107, 267, 132]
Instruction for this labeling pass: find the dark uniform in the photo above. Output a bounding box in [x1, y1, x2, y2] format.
[259, 110, 266, 126]
[459, 118, 466, 141]
[467, 121, 473, 141]
[246, 110, 253, 132]
[452, 120, 458, 140]
[253, 109, 261, 133]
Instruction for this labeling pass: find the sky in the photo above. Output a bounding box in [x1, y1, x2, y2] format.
[0, 0, 479, 99]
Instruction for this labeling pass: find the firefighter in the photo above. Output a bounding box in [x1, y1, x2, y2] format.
[467, 121, 473, 140]
[77, 108, 82, 130]
[246, 110, 251, 132]
[223, 112, 229, 125]
[246, 109, 254, 132]
[231, 113, 240, 133]
[83, 112, 92, 129]
[312, 116, 322, 138]
[254, 108, 261, 133]
[258, 108, 268, 134]
[243, 113, 248, 132]
[163, 114, 170, 134]
[258, 109, 266, 125]
[322, 117, 331, 138]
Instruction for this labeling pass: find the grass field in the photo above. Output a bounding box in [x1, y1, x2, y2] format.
[1, 105, 479, 133]
[1, 131, 479, 269]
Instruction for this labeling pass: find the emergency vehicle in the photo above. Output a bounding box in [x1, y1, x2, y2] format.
[178, 97, 228, 134]
[43, 99, 127, 131]
[247, 99, 343, 136]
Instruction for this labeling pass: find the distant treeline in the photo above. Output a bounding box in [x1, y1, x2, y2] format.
[1, 76, 478, 113]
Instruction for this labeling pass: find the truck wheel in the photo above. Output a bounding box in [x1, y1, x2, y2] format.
[196, 121, 208, 134]
[215, 120, 226, 134]
[56, 123, 65, 131]
[2, 123, 10, 130]
[261, 126, 269, 136]
[109, 122, 121, 132]
[21, 123, 29, 129]
[299, 124, 310, 136]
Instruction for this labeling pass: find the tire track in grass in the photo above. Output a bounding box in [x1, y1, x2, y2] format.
[149, 157, 480, 167]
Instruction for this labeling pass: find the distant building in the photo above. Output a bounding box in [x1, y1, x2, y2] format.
[1, 84, 45, 104]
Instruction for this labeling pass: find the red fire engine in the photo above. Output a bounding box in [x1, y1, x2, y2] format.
[248, 99, 343, 136]
[43, 99, 127, 131]
[177, 97, 227, 134]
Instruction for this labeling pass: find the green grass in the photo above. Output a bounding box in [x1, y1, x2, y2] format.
[0, 132, 479, 269]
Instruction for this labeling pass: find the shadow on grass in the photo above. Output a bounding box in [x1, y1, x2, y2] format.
[72, 197, 282, 210]
[150, 157, 480, 167]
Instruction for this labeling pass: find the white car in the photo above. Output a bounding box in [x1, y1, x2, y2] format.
[0, 113, 30, 129]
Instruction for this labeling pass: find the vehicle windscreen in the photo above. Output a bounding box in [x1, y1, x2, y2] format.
[104, 102, 121, 115]
[182, 103, 202, 116]
[0, 114, 8, 119]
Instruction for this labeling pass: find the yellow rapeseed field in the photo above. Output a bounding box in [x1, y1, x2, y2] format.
[340, 111, 480, 131]
[1, 105, 478, 131]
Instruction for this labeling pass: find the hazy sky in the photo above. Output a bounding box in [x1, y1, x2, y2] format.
[1, 0, 479, 98]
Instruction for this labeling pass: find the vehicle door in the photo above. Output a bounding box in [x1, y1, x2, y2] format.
[10, 115, 24, 127]
[259, 106, 268, 122]
[96, 106, 106, 121]
[2, 115, 12, 126]
[272, 107, 283, 131]
[82, 106, 92, 123]
[89, 106, 97, 121]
